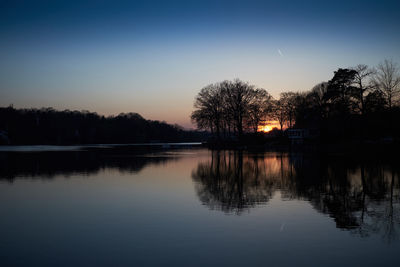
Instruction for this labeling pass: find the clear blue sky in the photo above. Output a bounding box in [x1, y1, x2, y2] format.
[1, 0, 399, 128]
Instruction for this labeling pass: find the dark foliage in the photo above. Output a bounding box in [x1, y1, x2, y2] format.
[294, 67, 400, 143]
[191, 62, 400, 146]
[0, 106, 206, 145]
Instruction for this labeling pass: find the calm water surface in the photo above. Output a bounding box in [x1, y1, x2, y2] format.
[0, 148, 399, 266]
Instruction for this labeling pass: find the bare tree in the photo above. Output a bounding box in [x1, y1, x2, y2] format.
[191, 83, 224, 138]
[221, 79, 257, 138]
[309, 82, 329, 118]
[271, 99, 287, 131]
[373, 59, 400, 109]
[351, 64, 376, 115]
[279, 92, 298, 128]
[246, 89, 272, 133]
[191, 109, 213, 132]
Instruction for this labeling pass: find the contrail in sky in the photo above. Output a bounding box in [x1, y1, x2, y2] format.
[278, 49, 283, 56]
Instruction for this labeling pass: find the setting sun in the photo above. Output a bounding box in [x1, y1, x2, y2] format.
[258, 120, 281, 132]
[258, 125, 273, 132]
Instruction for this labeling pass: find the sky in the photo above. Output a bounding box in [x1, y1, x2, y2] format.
[1, 0, 399, 128]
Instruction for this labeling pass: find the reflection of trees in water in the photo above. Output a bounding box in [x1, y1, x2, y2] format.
[300, 158, 400, 243]
[356, 165, 399, 243]
[0, 149, 178, 182]
[192, 151, 400, 241]
[192, 151, 284, 214]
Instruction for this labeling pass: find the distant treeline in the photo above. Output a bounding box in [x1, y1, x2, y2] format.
[191, 59, 400, 143]
[0, 107, 206, 145]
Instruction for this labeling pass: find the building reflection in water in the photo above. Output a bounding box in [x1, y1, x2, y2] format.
[192, 150, 400, 242]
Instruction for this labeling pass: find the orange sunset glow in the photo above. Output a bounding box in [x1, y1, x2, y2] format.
[258, 120, 281, 132]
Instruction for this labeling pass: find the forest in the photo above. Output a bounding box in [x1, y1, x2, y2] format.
[0, 107, 205, 145]
[191, 59, 400, 145]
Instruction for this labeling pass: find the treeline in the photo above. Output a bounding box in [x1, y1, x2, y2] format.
[0, 107, 205, 145]
[191, 59, 400, 143]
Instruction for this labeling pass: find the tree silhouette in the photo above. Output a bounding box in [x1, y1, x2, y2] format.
[191, 83, 224, 139]
[352, 64, 376, 115]
[246, 88, 272, 133]
[221, 79, 259, 137]
[373, 59, 400, 109]
[326, 68, 358, 115]
[191, 79, 271, 139]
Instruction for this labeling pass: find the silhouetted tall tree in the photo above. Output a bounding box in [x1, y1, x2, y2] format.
[352, 64, 376, 115]
[326, 68, 358, 114]
[279, 92, 299, 128]
[191, 83, 224, 139]
[309, 82, 329, 119]
[221, 79, 258, 138]
[271, 99, 287, 131]
[246, 88, 272, 133]
[373, 59, 400, 110]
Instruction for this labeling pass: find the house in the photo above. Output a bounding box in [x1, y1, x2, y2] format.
[287, 128, 319, 144]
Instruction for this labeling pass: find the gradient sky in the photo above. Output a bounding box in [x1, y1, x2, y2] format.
[1, 0, 399, 128]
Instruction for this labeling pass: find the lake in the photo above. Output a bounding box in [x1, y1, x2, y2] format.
[0, 147, 399, 266]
